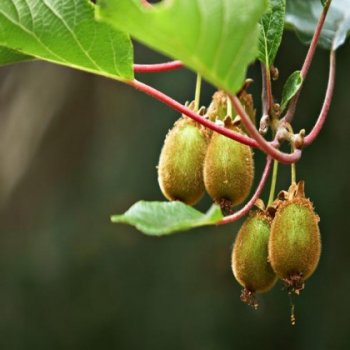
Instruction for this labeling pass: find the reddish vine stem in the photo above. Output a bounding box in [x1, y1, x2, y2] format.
[140, 0, 151, 7]
[304, 50, 335, 146]
[134, 61, 183, 73]
[284, 0, 332, 123]
[218, 157, 273, 224]
[129, 79, 258, 147]
[230, 95, 302, 164]
[129, 79, 302, 164]
[262, 63, 273, 114]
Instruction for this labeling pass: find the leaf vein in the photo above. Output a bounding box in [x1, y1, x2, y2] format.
[42, 0, 103, 71]
[0, 5, 67, 62]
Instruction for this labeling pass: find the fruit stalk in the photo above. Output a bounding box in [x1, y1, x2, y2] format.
[268, 159, 279, 206]
[194, 74, 202, 111]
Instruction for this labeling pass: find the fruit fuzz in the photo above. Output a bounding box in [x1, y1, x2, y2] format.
[232, 210, 277, 309]
[268, 183, 321, 294]
[203, 117, 254, 212]
[158, 116, 208, 205]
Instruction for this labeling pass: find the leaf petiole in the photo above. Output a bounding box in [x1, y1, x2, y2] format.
[268, 159, 279, 206]
[194, 74, 202, 111]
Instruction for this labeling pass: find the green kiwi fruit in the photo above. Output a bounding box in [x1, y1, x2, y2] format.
[268, 197, 321, 294]
[203, 120, 254, 211]
[157, 117, 208, 205]
[232, 210, 277, 308]
[207, 91, 229, 122]
[207, 88, 256, 125]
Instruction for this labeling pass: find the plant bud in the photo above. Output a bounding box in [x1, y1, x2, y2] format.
[269, 194, 321, 294]
[232, 210, 277, 308]
[158, 117, 208, 205]
[203, 118, 254, 211]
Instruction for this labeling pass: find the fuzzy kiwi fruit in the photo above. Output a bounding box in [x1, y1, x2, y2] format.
[207, 88, 256, 125]
[232, 210, 277, 308]
[268, 196, 321, 294]
[158, 117, 208, 205]
[203, 119, 254, 211]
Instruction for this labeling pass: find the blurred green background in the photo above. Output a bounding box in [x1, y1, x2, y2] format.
[0, 30, 348, 349]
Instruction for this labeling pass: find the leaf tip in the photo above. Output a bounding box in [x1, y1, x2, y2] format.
[110, 214, 122, 223]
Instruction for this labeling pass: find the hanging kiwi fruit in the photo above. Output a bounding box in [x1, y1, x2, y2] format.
[203, 116, 254, 213]
[232, 207, 277, 309]
[157, 110, 209, 206]
[268, 182, 321, 294]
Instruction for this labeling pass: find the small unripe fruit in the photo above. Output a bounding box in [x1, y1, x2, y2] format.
[158, 117, 208, 205]
[232, 211, 277, 308]
[203, 121, 254, 210]
[268, 197, 321, 294]
[207, 91, 229, 122]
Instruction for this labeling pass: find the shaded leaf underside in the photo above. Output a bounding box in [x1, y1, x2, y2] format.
[97, 0, 268, 94]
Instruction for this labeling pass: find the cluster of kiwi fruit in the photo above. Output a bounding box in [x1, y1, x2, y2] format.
[157, 89, 321, 323]
[157, 89, 255, 213]
[232, 181, 321, 319]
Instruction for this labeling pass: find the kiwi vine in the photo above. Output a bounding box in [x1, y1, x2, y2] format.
[0, 0, 344, 331]
[125, 0, 333, 323]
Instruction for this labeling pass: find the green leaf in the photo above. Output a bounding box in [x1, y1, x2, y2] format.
[97, 0, 268, 94]
[0, 46, 31, 65]
[0, 0, 133, 80]
[258, 0, 286, 66]
[286, 0, 350, 50]
[280, 71, 303, 112]
[111, 201, 224, 236]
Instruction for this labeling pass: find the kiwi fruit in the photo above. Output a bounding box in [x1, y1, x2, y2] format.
[157, 117, 208, 205]
[203, 118, 254, 211]
[232, 210, 277, 308]
[207, 91, 229, 122]
[268, 194, 321, 294]
[207, 87, 256, 125]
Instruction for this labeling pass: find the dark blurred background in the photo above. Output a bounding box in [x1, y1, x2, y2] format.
[0, 30, 348, 349]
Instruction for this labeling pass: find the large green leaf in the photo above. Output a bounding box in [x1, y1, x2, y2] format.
[0, 0, 133, 80]
[111, 201, 223, 236]
[97, 0, 268, 94]
[258, 0, 286, 66]
[286, 0, 350, 50]
[0, 46, 31, 65]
